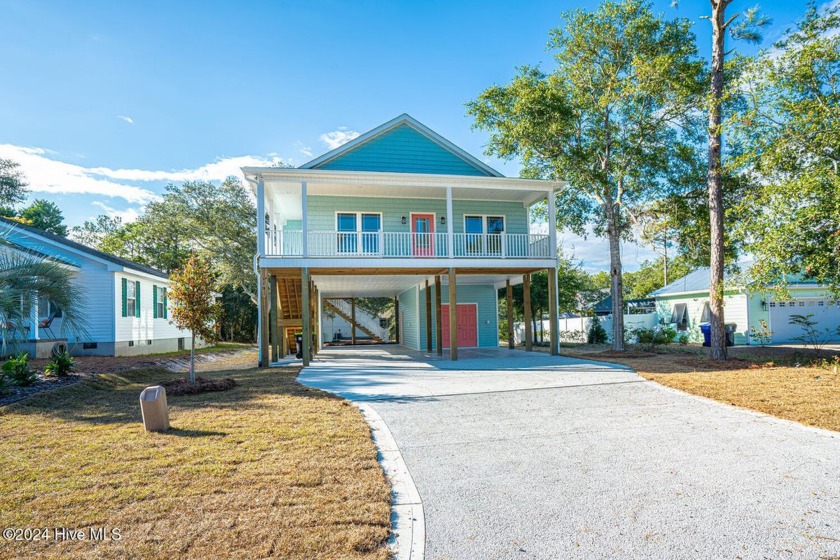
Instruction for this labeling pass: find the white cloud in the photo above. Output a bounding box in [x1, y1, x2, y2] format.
[117, 115, 134, 124]
[0, 144, 286, 204]
[294, 141, 313, 158]
[0, 144, 158, 204]
[319, 127, 360, 150]
[91, 201, 141, 223]
[86, 154, 287, 182]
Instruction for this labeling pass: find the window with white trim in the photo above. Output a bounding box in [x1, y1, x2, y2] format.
[336, 212, 382, 253]
[464, 215, 505, 255]
[126, 281, 137, 317]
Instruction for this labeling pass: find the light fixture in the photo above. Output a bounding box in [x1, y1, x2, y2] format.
[761, 299, 768, 311]
[401, 216, 407, 225]
[440, 216, 446, 225]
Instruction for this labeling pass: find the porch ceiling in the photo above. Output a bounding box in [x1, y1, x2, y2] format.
[309, 272, 527, 297]
[244, 168, 560, 206]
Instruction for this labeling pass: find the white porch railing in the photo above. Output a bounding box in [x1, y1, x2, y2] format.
[265, 229, 551, 259]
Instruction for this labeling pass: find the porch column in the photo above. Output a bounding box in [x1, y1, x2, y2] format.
[350, 298, 357, 345]
[446, 186, 454, 258]
[425, 279, 433, 352]
[394, 297, 400, 344]
[449, 268, 458, 361]
[316, 288, 322, 352]
[301, 181, 308, 257]
[523, 273, 533, 352]
[506, 279, 514, 350]
[276, 281, 286, 358]
[301, 268, 311, 366]
[311, 280, 317, 355]
[258, 269, 270, 367]
[547, 190, 557, 259]
[435, 275, 443, 355]
[257, 175, 265, 256]
[269, 275, 278, 362]
[548, 267, 559, 356]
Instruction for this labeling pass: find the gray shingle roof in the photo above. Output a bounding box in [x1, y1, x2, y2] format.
[649, 261, 818, 297]
[0, 217, 169, 279]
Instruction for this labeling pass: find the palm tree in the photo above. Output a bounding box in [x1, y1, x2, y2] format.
[0, 225, 87, 355]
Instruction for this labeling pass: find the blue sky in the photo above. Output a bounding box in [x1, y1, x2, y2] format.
[0, 0, 820, 271]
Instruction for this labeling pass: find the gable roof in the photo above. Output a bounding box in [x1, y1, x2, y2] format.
[0, 217, 169, 279]
[299, 114, 503, 177]
[648, 261, 819, 297]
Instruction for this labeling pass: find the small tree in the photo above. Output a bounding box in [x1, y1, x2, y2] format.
[168, 254, 220, 383]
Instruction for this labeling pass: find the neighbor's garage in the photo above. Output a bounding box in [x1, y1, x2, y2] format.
[768, 298, 840, 343]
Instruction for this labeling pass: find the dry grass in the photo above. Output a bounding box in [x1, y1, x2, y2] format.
[562, 344, 840, 432]
[0, 364, 391, 560]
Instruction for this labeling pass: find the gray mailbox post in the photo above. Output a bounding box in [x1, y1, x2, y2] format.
[139, 386, 170, 432]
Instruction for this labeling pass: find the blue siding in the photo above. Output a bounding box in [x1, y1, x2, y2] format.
[314, 124, 490, 176]
[419, 283, 499, 349]
[398, 286, 420, 350]
[305, 196, 528, 234]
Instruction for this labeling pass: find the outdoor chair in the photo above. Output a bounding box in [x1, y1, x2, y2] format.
[38, 312, 57, 339]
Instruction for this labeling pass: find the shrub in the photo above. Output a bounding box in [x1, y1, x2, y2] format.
[749, 320, 773, 347]
[560, 329, 586, 343]
[2, 352, 37, 386]
[633, 327, 676, 350]
[44, 351, 75, 377]
[677, 333, 689, 345]
[587, 321, 608, 344]
[789, 313, 836, 351]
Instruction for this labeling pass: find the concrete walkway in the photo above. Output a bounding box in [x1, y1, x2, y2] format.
[300, 346, 840, 560]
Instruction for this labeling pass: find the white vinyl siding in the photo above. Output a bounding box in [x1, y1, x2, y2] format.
[115, 273, 184, 344]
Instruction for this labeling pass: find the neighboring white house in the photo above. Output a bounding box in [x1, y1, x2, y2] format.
[650, 264, 840, 345]
[1, 218, 198, 356]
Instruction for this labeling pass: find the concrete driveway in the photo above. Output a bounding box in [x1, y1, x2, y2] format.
[299, 346, 840, 560]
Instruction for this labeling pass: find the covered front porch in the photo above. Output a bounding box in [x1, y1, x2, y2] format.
[257, 266, 562, 367]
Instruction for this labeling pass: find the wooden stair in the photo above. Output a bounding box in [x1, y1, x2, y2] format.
[323, 299, 384, 343]
[277, 277, 303, 320]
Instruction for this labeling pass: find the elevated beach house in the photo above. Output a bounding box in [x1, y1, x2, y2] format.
[243, 114, 563, 365]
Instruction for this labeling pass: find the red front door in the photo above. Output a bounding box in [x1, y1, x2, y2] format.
[411, 214, 435, 257]
[440, 304, 478, 348]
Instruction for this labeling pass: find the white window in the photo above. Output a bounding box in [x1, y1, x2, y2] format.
[464, 215, 505, 255]
[126, 281, 137, 317]
[155, 286, 166, 318]
[336, 212, 382, 253]
[700, 302, 711, 323]
[37, 296, 62, 320]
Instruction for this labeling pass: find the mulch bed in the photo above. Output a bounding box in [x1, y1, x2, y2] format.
[158, 376, 237, 396]
[0, 373, 90, 407]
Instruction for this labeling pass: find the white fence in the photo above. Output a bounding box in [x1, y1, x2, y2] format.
[514, 313, 659, 343]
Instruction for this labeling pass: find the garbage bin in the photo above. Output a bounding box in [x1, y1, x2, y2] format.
[700, 323, 711, 347]
[725, 323, 737, 347]
[295, 334, 303, 359]
[139, 386, 169, 432]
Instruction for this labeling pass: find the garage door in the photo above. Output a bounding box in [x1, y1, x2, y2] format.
[440, 304, 478, 348]
[769, 299, 840, 343]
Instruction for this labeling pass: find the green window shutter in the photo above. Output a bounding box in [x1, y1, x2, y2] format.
[163, 288, 168, 319]
[153, 285, 158, 319]
[121, 278, 127, 317]
[135, 281, 141, 318]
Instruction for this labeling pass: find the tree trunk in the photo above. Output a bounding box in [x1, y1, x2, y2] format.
[608, 228, 625, 351]
[708, 0, 730, 360]
[189, 334, 196, 384]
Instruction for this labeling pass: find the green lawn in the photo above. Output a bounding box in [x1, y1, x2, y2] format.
[0, 365, 391, 559]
